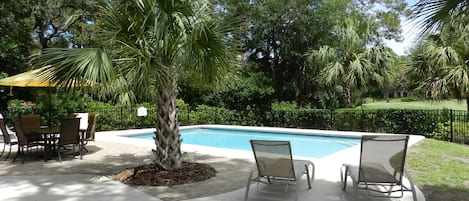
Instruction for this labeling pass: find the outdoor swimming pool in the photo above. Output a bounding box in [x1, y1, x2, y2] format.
[126, 128, 360, 158]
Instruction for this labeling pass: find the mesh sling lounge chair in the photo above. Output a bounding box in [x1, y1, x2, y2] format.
[0, 119, 18, 160]
[340, 135, 417, 201]
[245, 140, 315, 201]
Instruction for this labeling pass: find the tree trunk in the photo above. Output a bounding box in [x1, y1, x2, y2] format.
[152, 78, 183, 171]
[343, 86, 353, 108]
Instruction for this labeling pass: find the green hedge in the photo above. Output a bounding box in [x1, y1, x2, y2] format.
[266, 109, 331, 129]
[266, 109, 449, 137]
[183, 105, 257, 126]
[431, 121, 469, 144]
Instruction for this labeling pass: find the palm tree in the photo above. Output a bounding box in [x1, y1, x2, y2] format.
[410, 0, 469, 34]
[407, 15, 469, 109]
[306, 17, 394, 107]
[32, 0, 237, 170]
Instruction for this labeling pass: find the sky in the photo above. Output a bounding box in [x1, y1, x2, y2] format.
[384, 0, 420, 56]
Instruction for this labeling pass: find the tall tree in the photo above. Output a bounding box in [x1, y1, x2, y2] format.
[0, 0, 102, 75]
[211, 0, 408, 107]
[0, 0, 35, 75]
[407, 14, 469, 109]
[32, 0, 237, 170]
[15, 0, 102, 49]
[306, 17, 395, 107]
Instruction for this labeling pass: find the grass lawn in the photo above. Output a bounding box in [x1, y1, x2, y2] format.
[359, 98, 467, 110]
[406, 138, 469, 201]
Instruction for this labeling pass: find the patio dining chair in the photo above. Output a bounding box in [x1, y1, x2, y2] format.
[245, 140, 314, 201]
[12, 120, 45, 164]
[20, 114, 41, 133]
[0, 119, 18, 160]
[340, 135, 417, 201]
[83, 114, 98, 145]
[57, 118, 81, 162]
[20, 114, 43, 143]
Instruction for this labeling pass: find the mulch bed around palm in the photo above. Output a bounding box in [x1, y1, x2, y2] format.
[112, 162, 216, 186]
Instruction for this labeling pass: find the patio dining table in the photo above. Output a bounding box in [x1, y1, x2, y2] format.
[30, 126, 87, 161]
[29, 127, 60, 161]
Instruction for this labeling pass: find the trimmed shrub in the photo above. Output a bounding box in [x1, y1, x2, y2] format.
[266, 109, 331, 129]
[431, 121, 469, 144]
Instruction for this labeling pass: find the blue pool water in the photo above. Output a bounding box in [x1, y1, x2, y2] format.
[127, 128, 360, 158]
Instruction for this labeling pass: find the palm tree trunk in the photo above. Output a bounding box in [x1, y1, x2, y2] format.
[152, 78, 183, 171]
[344, 86, 353, 108]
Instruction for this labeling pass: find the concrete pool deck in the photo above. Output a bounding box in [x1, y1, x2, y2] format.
[0, 125, 426, 201]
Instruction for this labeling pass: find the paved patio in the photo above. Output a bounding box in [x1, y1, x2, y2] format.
[0, 128, 426, 201]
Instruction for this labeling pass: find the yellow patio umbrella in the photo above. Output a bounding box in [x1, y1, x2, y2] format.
[0, 66, 86, 95]
[0, 66, 56, 95]
[0, 66, 88, 126]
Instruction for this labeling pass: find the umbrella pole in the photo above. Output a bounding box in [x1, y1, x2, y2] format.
[48, 82, 52, 128]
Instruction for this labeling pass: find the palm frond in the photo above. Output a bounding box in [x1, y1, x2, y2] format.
[346, 54, 372, 87]
[445, 64, 469, 94]
[430, 46, 460, 67]
[32, 48, 114, 87]
[320, 61, 344, 86]
[306, 46, 338, 66]
[183, 14, 238, 84]
[410, 0, 469, 35]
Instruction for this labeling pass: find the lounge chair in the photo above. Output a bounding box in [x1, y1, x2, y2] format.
[340, 135, 417, 201]
[57, 118, 81, 162]
[12, 120, 44, 164]
[0, 119, 18, 160]
[245, 140, 315, 201]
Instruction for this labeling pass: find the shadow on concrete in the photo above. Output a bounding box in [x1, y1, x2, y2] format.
[186, 177, 419, 201]
[0, 141, 253, 201]
[0, 140, 425, 201]
[0, 174, 159, 201]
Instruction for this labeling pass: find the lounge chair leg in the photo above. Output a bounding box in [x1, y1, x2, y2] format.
[305, 164, 311, 189]
[244, 170, 254, 201]
[341, 165, 348, 191]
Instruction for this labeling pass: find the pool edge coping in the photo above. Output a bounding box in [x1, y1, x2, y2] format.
[95, 125, 425, 162]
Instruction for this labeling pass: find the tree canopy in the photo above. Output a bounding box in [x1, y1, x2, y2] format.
[32, 0, 238, 170]
[209, 0, 408, 107]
